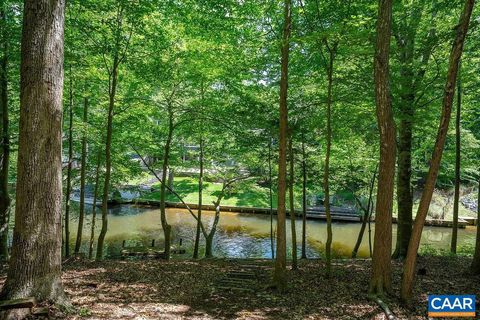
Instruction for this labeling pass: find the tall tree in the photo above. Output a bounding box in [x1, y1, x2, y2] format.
[288, 135, 297, 270]
[0, 0, 67, 306]
[0, 4, 10, 261]
[193, 136, 203, 259]
[323, 39, 337, 277]
[369, 0, 396, 296]
[88, 149, 102, 259]
[75, 94, 88, 254]
[96, 2, 133, 260]
[64, 66, 74, 258]
[451, 63, 461, 253]
[269, 137, 275, 259]
[273, 0, 291, 291]
[392, 1, 437, 259]
[401, 0, 475, 303]
[301, 137, 307, 259]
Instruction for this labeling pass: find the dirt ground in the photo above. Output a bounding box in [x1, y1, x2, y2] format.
[2, 256, 479, 319]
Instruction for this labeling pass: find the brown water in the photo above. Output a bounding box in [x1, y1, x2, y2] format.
[68, 204, 477, 259]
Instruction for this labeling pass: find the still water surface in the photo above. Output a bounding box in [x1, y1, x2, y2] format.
[68, 204, 477, 259]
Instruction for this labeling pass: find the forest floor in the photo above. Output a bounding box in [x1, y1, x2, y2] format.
[6, 256, 478, 320]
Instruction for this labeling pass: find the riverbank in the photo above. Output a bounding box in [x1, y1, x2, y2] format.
[120, 176, 478, 223]
[106, 200, 473, 228]
[6, 256, 477, 319]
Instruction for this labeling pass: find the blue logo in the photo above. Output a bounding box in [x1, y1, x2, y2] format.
[428, 295, 476, 317]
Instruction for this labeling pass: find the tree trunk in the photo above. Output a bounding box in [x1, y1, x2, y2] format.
[64, 67, 74, 258]
[193, 136, 203, 259]
[369, 0, 396, 297]
[96, 54, 118, 260]
[269, 137, 275, 259]
[205, 199, 222, 259]
[393, 36, 415, 260]
[0, 0, 67, 304]
[64, 72, 74, 252]
[88, 149, 102, 260]
[205, 233, 214, 258]
[401, 0, 474, 303]
[470, 178, 480, 273]
[301, 138, 307, 259]
[324, 46, 335, 278]
[0, 6, 10, 261]
[288, 136, 297, 270]
[75, 96, 88, 255]
[167, 168, 174, 192]
[273, 0, 291, 291]
[352, 167, 377, 258]
[160, 108, 173, 260]
[451, 64, 461, 254]
[393, 5, 437, 259]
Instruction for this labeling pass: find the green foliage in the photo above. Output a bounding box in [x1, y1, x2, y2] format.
[3, 0, 479, 217]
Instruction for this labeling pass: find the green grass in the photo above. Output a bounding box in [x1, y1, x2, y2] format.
[138, 176, 282, 207]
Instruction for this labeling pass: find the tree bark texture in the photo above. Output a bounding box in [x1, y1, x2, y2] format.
[1, 0, 67, 303]
[75, 96, 88, 255]
[288, 136, 297, 270]
[273, 0, 291, 291]
[369, 0, 396, 296]
[0, 6, 10, 261]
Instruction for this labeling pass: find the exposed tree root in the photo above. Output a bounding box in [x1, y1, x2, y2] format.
[368, 294, 396, 320]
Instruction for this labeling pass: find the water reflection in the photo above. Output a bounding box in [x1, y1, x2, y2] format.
[67, 203, 477, 259]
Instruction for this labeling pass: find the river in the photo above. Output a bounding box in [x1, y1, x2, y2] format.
[67, 203, 477, 259]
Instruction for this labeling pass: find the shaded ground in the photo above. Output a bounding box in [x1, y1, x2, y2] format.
[8, 256, 477, 319]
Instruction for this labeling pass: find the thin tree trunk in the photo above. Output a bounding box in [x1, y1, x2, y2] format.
[470, 178, 480, 273]
[204, 179, 242, 259]
[369, 0, 396, 297]
[0, 0, 67, 305]
[0, 6, 10, 261]
[288, 136, 297, 270]
[269, 137, 275, 259]
[205, 233, 214, 258]
[301, 137, 307, 259]
[368, 206, 373, 258]
[392, 1, 437, 260]
[88, 149, 102, 260]
[160, 108, 173, 260]
[205, 205, 220, 259]
[75, 96, 88, 254]
[193, 136, 203, 259]
[64, 66, 74, 258]
[451, 63, 461, 254]
[324, 46, 335, 278]
[352, 167, 377, 258]
[96, 55, 118, 260]
[273, 0, 291, 291]
[393, 39, 415, 260]
[401, 0, 474, 303]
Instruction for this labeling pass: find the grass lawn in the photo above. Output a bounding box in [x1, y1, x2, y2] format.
[134, 175, 478, 219]
[137, 176, 283, 208]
